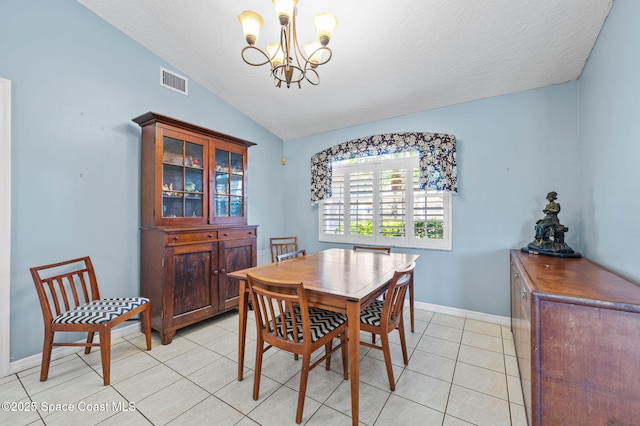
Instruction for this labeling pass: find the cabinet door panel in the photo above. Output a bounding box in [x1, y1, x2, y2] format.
[219, 237, 256, 309]
[167, 243, 219, 327]
[511, 259, 532, 425]
[155, 127, 209, 227]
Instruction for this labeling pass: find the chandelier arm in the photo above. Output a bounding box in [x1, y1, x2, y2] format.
[290, 10, 307, 65]
[304, 67, 320, 86]
[304, 46, 333, 68]
[241, 45, 272, 67]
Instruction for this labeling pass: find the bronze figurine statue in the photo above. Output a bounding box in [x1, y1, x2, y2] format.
[522, 191, 581, 257]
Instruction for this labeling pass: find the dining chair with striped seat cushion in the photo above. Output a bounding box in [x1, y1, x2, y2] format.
[359, 262, 416, 391]
[30, 256, 152, 386]
[246, 272, 349, 424]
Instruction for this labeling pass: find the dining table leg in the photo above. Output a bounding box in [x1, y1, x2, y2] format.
[409, 276, 415, 332]
[346, 299, 361, 426]
[238, 279, 248, 381]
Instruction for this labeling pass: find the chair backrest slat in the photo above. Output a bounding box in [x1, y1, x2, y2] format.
[56, 276, 72, 312]
[44, 279, 62, 317]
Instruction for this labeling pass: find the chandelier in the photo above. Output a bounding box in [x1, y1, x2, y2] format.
[238, 0, 338, 89]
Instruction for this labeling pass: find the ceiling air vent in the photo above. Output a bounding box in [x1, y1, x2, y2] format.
[160, 67, 188, 96]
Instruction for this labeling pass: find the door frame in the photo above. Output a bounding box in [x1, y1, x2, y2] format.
[0, 77, 11, 378]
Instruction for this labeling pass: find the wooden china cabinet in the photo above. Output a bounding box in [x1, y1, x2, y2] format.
[133, 112, 257, 344]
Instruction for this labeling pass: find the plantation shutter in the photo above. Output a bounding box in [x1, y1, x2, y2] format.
[322, 170, 345, 235]
[349, 170, 374, 236]
[413, 166, 445, 239]
[379, 167, 406, 238]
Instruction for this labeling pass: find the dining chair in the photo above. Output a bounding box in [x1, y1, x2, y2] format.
[276, 249, 307, 262]
[246, 272, 349, 424]
[270, 236, 298, 262]
[30, 256, 152, 386]
[359, 262, 416, 391]
[354, 245, 394, 343]
[353, 244, 416, 337]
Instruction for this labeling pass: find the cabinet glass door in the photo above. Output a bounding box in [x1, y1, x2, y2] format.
[214, 149, 244, 218]
[162, 137, 204, 219]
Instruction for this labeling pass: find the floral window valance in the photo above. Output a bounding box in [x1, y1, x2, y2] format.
[310, 132, 457, 204]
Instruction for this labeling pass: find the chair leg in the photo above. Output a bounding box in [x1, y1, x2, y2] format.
[340, 333, 348, 379]
[99, 329, 111, 386]
[371, 332, 376, 343]
[296, 352, 312, 424]
[84, 332, 95, 354]
[324, 341, 332, 371]
[409, 279, 415, 332]
[380, 332, 396, 391]
[142, 304, 152, 350]
[253, 337, 264, 401]
[398, 318, 409, 365]
[40, 330, 54, 382]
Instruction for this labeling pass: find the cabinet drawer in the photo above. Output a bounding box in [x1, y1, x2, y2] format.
[166, 230, 218, 246]
[219, 228, 256, 240]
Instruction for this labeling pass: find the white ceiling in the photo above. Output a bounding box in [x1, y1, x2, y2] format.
[77, 0, 613, 141]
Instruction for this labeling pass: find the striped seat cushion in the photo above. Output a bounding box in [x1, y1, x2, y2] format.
[53, 297, 149, 325]
[360, 299, 384, 326]
[271, 306, 347, 343]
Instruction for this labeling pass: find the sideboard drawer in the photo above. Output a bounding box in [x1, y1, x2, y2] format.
[165, 230, 218, 246]
[219, 228, 256, 240]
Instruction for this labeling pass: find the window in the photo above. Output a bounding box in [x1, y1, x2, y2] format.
[318, 152, 452, 250]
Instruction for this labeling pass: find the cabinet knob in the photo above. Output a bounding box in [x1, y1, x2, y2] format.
[223, 233, 228, 236]
[521, 290, 527, 301]
[213, 269, 219, 276]
[208, 233, 213, 238]
[220, 268, 227, 274]
[514, 272, 519, 278]
[172, 236, 179, 242]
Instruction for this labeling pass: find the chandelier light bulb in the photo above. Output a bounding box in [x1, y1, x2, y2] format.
[238, 10, 264, 45]
[314, 13, 338, 46]
[267, 43, 284, 67]
[304, 42, 323, 65]
[272, 0, 298, 26]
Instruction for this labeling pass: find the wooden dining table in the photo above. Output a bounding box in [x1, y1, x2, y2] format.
[229, 248, 420, 425]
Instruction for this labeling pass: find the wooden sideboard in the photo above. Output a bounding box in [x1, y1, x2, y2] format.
[510, 250, 640, 425]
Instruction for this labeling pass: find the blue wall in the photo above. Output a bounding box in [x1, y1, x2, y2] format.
[578, 0, 640, 282]
[1, 0, 284, 361]
[3, 0, 638, 363]
[283, 83, 581, 316]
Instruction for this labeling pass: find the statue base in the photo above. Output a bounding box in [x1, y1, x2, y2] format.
[521, 246, 582, 258]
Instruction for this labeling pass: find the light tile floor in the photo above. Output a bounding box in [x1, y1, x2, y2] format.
[1, 308, 527, 425]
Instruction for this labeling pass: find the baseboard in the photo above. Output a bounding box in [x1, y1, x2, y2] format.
[9, 323, 142, 375]
[414, 300, 511, 327]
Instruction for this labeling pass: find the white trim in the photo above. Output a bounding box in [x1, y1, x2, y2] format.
[414, 300, 511, 327]
[0, 78, 11, 378]
[9, 323, 142, 375]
